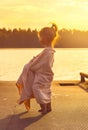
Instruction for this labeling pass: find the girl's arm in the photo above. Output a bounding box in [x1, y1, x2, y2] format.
[29, 52, 46, 72]
[30, 51, 53, 72]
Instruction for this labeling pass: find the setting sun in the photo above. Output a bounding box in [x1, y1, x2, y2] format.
[0, 0, 88, 30]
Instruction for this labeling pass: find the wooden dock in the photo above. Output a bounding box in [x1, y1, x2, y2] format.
[0, 81, 88, 130]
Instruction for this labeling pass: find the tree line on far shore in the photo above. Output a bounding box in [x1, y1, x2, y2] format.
[0, 28, 88, 48]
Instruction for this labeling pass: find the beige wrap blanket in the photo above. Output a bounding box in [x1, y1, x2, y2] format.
[16, 47, 55, 104]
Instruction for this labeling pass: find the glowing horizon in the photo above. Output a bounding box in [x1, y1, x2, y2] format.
[0, 0, 88, 31]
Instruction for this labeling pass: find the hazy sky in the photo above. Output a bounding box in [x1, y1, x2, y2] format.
[0, 0, 88, 30]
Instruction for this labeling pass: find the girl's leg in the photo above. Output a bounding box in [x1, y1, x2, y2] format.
[39, 102, 52, 115]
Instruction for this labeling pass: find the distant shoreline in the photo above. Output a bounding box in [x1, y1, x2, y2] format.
[0, 48, 88, 50]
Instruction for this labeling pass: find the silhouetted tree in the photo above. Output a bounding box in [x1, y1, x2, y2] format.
[0, 27, 88, 48]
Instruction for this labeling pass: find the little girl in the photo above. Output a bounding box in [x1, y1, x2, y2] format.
[16, 23, 59, 114]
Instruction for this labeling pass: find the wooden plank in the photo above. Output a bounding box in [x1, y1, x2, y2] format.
[78, 81, 88, 92]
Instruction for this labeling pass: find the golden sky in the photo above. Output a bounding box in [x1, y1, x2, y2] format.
[0, 0, 88, 30]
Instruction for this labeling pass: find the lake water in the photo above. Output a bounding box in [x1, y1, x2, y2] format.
[0, 48, 88, 81]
